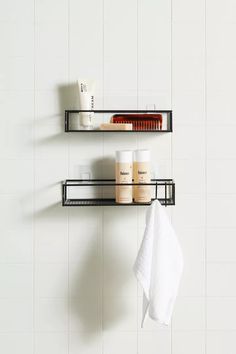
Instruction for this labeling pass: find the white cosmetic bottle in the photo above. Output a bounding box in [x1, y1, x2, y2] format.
[115, 150, 133, 204]
[133, 149, 151, 203]
[77, 79, 95, 129]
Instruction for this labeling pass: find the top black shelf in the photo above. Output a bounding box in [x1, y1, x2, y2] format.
[65, 110, 173, 133]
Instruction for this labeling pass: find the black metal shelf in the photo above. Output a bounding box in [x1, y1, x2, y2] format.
[62, 179, 175, 207]
[65, 110, 173, 133]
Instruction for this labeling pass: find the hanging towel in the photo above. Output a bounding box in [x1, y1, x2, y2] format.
[133, 199, 183, 326]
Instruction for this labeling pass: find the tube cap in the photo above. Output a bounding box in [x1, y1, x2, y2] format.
[134, 149, 150, 162]
[116, 150, 133, 163]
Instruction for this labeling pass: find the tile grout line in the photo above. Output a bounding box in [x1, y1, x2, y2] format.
[67, 0, 71, 352]
[102, 0, 105, 352]
[204, 0, 208, 352]
[170, 0, 173, 350]
[33, 0, 36, 352]
[136, 1, 140, 353]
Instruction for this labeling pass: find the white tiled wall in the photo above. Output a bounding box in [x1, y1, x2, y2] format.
[0, 0, 235, 353]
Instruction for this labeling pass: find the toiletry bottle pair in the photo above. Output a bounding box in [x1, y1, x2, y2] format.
[115, 150, 151, 204]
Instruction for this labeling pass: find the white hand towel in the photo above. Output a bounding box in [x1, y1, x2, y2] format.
[133, 199, 183, 326]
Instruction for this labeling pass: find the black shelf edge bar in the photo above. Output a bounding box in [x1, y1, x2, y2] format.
[65, 110, 173, 133]
[62, 179, 175, 207]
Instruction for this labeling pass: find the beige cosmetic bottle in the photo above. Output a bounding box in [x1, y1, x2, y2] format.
[115, 150, 133, 204]
[133, 149, 151, 203]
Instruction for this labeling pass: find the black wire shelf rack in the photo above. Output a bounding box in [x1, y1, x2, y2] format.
[65, 110, 173, 133]
[62, 179, 175, 207]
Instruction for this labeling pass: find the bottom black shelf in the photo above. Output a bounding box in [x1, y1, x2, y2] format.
[62, 179, 175, 207]
[63, 198, 173, 206]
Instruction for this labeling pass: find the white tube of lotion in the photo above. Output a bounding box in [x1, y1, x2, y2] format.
[77, 79, 95, 129]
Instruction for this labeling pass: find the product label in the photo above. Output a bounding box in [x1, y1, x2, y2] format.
[116, 162, 132, 203]
[133, 162, 151, 202]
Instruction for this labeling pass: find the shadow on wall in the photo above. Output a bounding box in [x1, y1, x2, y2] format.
[34, 82, 77, 146]
[33, 82, 134, 339]
[70, 207, 135, 341]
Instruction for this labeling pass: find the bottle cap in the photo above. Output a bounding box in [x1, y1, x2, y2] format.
[116, 150, 133, 163]
[134, 149, 150, 162]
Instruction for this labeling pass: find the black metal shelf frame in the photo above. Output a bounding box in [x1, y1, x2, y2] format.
[65, 110, 173, 133]
[62, 179, 175, 207]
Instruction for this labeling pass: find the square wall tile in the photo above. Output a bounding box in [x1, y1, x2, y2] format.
[173, 125, 205, 160]
[0, 159, 33, 195]
[172, 297, 205, 331]
[207, 228, 236, 262]
[36, 23, 68, 59]
[207, 91, 236, 125]
[172, 90, 205, 129]
[173, 0, 205, 23]
[173, 159, 205, 195]
[0, 228, 33, 263]
[103, 207, 137, 234]
[177, 227, 205, 263]
[35, 333, 68, 354]
[137, 134, 172, 160]
[103, 296, 137, 332]
[35, 226, 68, 263]
[69, 207, 102, 234]
[35, 89, 67, 126]
[207, 331, 236, 354]
[138, 91, 171, 110]
[35, 125, 68, 159]
[35, 299, 68, 331]
[0, 334, 33, 354]
[69, 134, 103, 161]
[0, 120, 33, 159]
[0, 299, 33, 331]
[35, 263, 68, 298]
[0, 57, 34, 90]
[0, 90, 34, 124]
[35, 0, 67, 23]
[172, 195, 206, 228]
[0, 264, 33, 298]
[173, 57, 204, 92]
[172, 22, 205, 58]
[35, 159, 68, 187]
[206, 0, 236, 23]
[173, 90, 205, 125]
[69, 261, 102, 299]
[0, 0, 34, 22]
[207, 263, 236, 296]
[207, 297, 236, 330]
[69, 297, 101, 332]
[69, 332, 102, 354]
[207, 195, 236, 228]
[207, 126, 236, 159]
[103, 332, 137, 354]
[172, 331, 205, 354]
[179, 260, 205, 297]
[0, 195, 33, 230]
[207, 58, 236, 93]
[35, 58, 67, 90]
[207, 159, 236, 194]
[103, 134, 137, 162]
[69, 227, 101, 264]
[138, 331, 171, 354]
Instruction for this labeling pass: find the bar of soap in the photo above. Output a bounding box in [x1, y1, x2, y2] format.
[100, 123, 132, 131]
